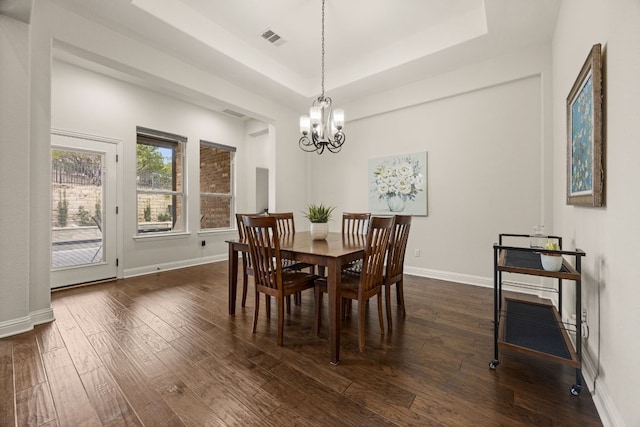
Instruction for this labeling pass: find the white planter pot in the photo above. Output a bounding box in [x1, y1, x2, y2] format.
[310, 223, 329, 240]
[540, 254, 563, 271]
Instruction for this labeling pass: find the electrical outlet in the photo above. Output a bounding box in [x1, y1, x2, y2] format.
[201, 240, 206, 247]
[414, 249, 420, 257]
[581, 308, 587, 323]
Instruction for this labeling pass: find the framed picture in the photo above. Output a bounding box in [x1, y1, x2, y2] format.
[368, 151, 427, 216]
[566, 43, 604, 207]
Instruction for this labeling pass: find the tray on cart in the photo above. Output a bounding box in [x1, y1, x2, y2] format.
[498, 297, 579, 368]
[497, 248, 582, 281]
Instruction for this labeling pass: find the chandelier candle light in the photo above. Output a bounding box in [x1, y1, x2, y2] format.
[299, 0, 345, 154]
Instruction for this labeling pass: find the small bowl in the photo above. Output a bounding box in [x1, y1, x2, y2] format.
[540, 254, 563, 271]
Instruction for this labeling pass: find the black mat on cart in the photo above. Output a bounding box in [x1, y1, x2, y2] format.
[504, 300, 571, 360]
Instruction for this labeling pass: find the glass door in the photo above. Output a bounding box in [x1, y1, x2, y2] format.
[51, 133, 117, 288]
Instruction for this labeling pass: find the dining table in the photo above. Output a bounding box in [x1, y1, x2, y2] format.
[227, 231, 366, 364]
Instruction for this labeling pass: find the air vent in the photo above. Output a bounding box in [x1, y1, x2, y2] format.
[261, 28, 285, 46]
[222, 109, 246, 118]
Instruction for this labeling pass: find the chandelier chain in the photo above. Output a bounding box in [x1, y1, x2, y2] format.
[321, 0, 325, 98]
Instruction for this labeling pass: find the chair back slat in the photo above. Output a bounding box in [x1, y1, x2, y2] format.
[269, 212, 296, 235]
[386, 215, 412, 280]
[342, 212, 371, 235]
[243, 216, 282, 294]
[360, 216, 394, 294]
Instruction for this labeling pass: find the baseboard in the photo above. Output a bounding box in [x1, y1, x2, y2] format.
[579, 343, 624, 427]
[0, 307, 55, 339]
[123, 254, 228, 278]
[403, 266, 493, 288]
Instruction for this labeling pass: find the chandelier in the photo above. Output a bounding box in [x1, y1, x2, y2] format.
[299, 0, 345, 154]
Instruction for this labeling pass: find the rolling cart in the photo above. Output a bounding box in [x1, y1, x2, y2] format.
[489, 233, 586, 396]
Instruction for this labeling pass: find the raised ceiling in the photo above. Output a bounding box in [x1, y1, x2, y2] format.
[47, 0, 561, 111]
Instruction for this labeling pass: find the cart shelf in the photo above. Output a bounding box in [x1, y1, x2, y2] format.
[498, 297, 580, 368]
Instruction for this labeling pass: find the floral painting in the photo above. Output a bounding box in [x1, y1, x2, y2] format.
[566, 43, 604, 207]
[368, 152, 427, 215]
[569, 73, 594, 196]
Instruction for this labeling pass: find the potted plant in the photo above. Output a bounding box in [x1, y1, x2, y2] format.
[540, 239, 563, 271]
[303, 203, 335, 240]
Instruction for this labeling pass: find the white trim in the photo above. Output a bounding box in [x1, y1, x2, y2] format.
[580, 344, 623, 427]
[51, 128, 121, 145]
[404, 266, 493, 288]
[0, 308, 55, 339]
[123, 254, 227, 278]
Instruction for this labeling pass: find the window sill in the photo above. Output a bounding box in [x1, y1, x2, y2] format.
[198, 228, 237, 237]
[133, 231, 190, 241]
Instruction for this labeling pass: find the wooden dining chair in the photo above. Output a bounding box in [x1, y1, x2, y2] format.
[341, 212, 371, 275]
[385, 215, 412, 330]
[315, 216, 395, 352]
[342, 212, 371, 235]
[270, 212, 316, 307]
[243, 215, 318, 346]
[235, 213, 261, 308]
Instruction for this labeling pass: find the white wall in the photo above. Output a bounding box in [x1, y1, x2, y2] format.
[310, 44, 554, 284]
[552, 1, 640, 425]
[0, 14, 45, 337]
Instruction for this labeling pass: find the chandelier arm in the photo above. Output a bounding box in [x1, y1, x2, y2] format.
[299, 135, 319, 152]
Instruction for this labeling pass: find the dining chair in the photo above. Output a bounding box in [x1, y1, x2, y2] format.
[385, 215, 412, 330]
[235, 213, 261, 307]
[341, 212, 371, 275]
[315, 216, 395, 352]
[243, 215, 318, 346]
[270, 212, 316, 308]
[342, 212, 371, 235]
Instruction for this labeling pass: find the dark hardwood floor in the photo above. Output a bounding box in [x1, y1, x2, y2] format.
[0, 262, 602, 426]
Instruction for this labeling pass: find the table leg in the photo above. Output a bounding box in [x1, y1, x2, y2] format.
[327, 258, 341, 365]
[228, 244, 238, 315]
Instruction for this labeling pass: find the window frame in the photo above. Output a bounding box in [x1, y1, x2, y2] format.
[199, 139, 236, 231]
[135, 127, 187, 236]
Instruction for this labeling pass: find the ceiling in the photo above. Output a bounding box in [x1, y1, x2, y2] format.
[43, 0, 561, 113]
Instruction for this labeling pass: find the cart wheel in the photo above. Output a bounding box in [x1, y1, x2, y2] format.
[570, 384, 582, 396]
[489, 360, 499, 370]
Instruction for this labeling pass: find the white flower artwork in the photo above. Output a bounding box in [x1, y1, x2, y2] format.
[368, 151, 427, 215]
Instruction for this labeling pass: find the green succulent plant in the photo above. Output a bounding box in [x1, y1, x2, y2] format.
[544, 239, 560, 251]
[303, 203, 335, 223]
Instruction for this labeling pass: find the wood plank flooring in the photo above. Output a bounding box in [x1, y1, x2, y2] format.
[0, 262, 602, 426]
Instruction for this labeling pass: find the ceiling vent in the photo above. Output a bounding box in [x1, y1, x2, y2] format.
[261, 28, 285, 46]
[222, 109, 246, 118]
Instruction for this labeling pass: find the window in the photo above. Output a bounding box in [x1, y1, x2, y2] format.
[136, 127, 186, 234]
[200, 140, 235, 230]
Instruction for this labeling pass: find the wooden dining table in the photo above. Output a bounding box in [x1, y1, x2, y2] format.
[227, 231, 366, 364]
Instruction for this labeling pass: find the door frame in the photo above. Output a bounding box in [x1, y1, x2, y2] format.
[50, 129, 123, 288]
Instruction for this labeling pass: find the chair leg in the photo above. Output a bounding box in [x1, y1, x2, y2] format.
[314, 288, 323, 335]
[277, 297, 285, 346]
[358, 299, 365, 352]
[385, 282, 393, 330]
[397, 279, 406, 317]
[377, 293, 385, 335]
[286, 295, 291, 314]
[343, 299, 352, 319]
[241, 270, 248, 307]
[252, 290, 259, 334]
[265, 295, 271, 319]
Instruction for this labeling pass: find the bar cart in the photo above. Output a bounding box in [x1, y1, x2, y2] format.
[489, 233, 587, 396]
